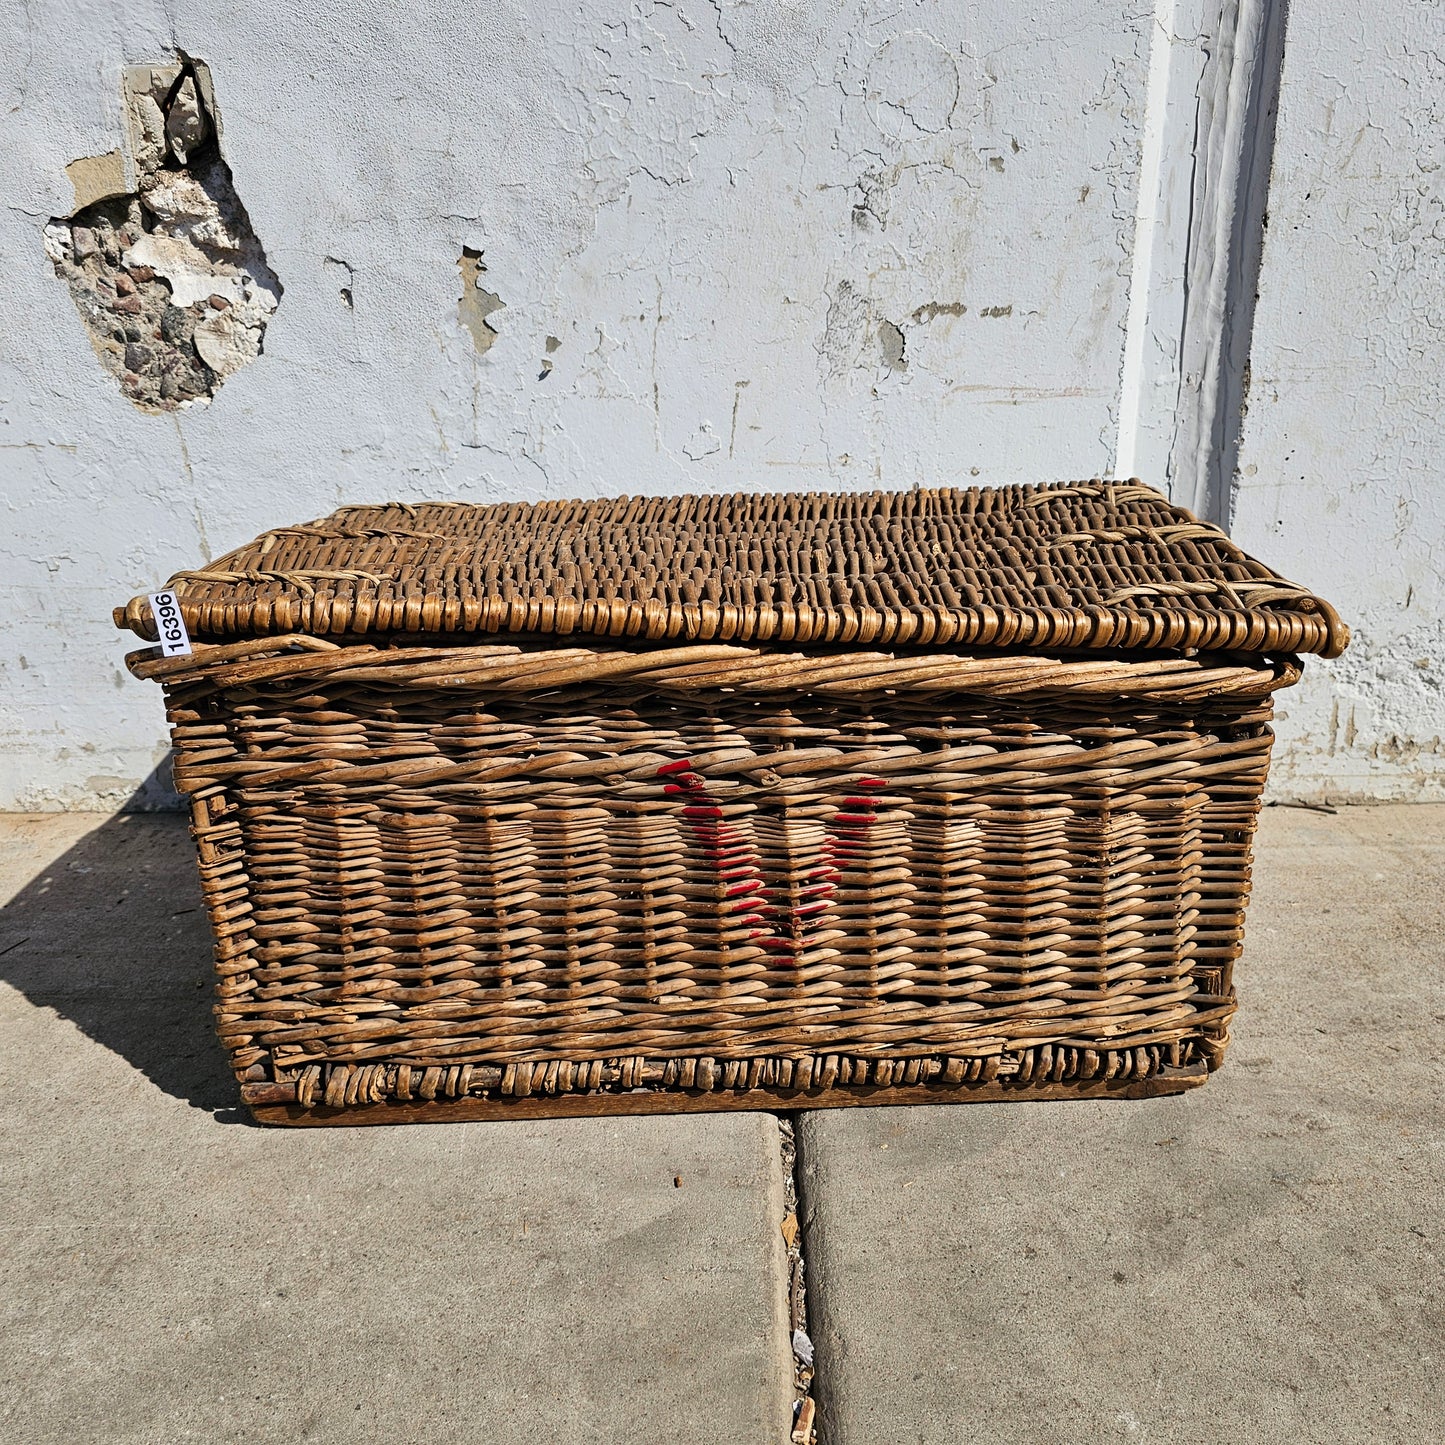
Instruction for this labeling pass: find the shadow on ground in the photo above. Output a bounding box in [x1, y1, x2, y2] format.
[0, 767, 243, 1119]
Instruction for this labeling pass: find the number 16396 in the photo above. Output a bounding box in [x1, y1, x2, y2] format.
[148, 590, 192, 657]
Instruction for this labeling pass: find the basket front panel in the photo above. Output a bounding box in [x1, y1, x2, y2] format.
[173, 678, 1271, 1106]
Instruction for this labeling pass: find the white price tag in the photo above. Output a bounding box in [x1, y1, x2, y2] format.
[148, 590, 192, 656]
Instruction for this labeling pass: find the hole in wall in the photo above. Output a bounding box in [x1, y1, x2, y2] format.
[910, 300, 966, 323]
[325, 256, 355, 310]
[458, 245, 504, 355]
[43, 57, 282, 412]
[878, 318, 907, 371]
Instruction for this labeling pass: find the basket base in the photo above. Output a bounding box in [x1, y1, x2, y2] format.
[247, 1061, 1209, 1126]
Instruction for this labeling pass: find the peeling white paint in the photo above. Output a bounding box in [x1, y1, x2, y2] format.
[1, 0, 1165, 808]
[1115, 0, 1196, 485]
[1169, 0, 1286, 523]
[1233, 0, 1445, 801]
[1114, 0, 1287, 528]
[0, 0, 1434, 807]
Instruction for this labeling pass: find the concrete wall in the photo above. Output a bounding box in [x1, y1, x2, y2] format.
[3, 0, 1160, 809]
[0, 0, 1439, 808]
[1232, 0, 1444, 800]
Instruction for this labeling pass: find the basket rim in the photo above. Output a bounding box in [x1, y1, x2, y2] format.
[127, 633, 1304, 704]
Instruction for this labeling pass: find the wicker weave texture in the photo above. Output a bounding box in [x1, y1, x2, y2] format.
[137, 640, 1282, 1118]
[117, 481, 1348, 658]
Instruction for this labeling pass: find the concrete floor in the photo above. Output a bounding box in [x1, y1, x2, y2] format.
[802, 804, 1445, 1444]
[0, 814, 793, 1445]
[1, 806, 1442, 1442]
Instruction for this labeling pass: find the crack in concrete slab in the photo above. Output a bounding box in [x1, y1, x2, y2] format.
[780, 1114, 820, 1444]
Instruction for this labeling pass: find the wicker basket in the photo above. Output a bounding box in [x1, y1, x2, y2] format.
[117, 481, 1346, 1125]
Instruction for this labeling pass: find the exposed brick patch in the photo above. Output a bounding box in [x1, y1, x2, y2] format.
[43, 59, 281, 411]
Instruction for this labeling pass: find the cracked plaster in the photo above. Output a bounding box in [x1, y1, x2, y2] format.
[0, 0, 1434, 806]
[1231, 0, 1445, 801]
[0, 0, 1167, 807]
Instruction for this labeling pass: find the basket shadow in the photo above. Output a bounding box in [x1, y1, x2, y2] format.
[0, 767, 246, 1121]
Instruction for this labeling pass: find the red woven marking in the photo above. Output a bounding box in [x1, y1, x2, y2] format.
[756, 814, 846, 961]
[831, 775, 885, 861]
[658, 766, 892, 965]
[658, 759, 768, 930]
[792, 899, 833, 920]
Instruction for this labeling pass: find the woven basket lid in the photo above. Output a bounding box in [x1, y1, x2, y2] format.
[115, 481, 1347, 657]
